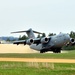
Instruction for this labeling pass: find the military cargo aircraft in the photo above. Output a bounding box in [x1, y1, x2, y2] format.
[11, 28, 75, 53]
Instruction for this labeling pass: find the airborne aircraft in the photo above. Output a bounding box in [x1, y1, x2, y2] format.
[11, 28, 75, 53]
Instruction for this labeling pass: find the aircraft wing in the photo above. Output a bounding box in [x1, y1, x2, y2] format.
[13, 37, 50, 45]
[11, 28, 50, 45]
[13, 38, 41, 45]
[13, 40, 26, 45]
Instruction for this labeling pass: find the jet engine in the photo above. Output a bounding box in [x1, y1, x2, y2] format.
[70, 38, 75, 45]
[70, 38, 75, 43]
[26, 39, 34, 45]
[41, 37, 49, 43]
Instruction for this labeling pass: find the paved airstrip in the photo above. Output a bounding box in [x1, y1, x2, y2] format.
[0, 44, 75, 63]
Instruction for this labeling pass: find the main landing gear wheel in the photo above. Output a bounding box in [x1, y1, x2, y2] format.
[53, 49, 61, 53]
[40, 49, 46, 53]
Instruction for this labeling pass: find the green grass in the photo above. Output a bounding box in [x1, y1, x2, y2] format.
[0, 50, 75, 59]
[0, 50, 75, 75]
[0, 62, 75, 75]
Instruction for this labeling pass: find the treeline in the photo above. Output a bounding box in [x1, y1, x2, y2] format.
[18, 33, 56, 40]
[70, 31, 75, 38]
[6, 31, 75, 41]
[18, 31, 75, 40]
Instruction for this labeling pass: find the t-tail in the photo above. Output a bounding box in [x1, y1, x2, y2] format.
[11, 28, 42, 39]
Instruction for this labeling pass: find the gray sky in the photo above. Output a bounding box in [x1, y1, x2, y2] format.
[0, 0, 75, 37]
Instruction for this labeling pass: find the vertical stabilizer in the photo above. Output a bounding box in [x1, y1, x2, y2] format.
[26, 28, 35, 39]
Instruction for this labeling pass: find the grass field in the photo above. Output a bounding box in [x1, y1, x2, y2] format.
[0, 50, 75, 59]
[0, 50, 75, 75]
[0, 62, 75, 75]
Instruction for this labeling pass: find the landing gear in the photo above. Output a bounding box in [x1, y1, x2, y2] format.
[40, 50, 44, 53]
[53, 49, 61, 53]
[40, 49, 61, 53]
[40, 49, 47, 53]
[40, 50, 45, 53]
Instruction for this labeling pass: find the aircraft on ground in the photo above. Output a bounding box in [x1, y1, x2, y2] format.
[11, 28, 75, 53]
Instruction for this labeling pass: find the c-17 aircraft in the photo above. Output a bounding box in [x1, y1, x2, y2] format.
[11, 28, 75, 53]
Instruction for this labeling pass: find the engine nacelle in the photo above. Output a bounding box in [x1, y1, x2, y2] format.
[41, 37, 49, 43]
[70, 38, 74, 43]
[26, 39, 34, 45]
[70, 38, 75, 45]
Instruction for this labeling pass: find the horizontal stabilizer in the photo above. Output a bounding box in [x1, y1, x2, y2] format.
[11, 30, 28, 33]
[11, 28, 43, 38]
[33, 30, 42, 34]
[11, 28, 42, 34]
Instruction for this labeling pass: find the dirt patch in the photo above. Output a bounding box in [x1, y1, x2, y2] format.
[0, 44, 38, 53]
[0, 44, 74, 63]
[0, 58, 75, 63]
[0, 44, 68, 53]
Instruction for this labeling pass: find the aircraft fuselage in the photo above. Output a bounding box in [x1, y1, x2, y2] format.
[30, 33, 70, 52]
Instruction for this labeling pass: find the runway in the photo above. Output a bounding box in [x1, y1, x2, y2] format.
[0, 58, 75, 63]
[0, 44, 75, 63]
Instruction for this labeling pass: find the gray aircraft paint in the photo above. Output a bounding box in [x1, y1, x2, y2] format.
[11, 28, 73, 53]
[30, 33, 70, 51]
[26, 28, 35, 38]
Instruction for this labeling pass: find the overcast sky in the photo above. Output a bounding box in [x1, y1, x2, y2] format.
[0, 0, 75, 37]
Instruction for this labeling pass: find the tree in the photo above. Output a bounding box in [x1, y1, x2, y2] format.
[18, 35, 28, 40]
[70, 31, 75, 38]
[41, 33, 46, 38]
[6, 38, 10, 41]
[37, 34, 41, 38]
[48, 33, 56, 36]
